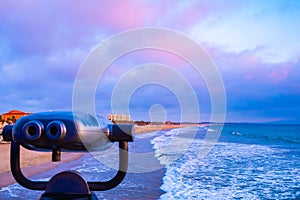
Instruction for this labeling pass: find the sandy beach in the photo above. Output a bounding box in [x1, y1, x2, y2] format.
[0, 123, 199, 189]
[134, 123, 200, 133]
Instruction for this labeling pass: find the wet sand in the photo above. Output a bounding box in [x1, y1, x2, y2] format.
[0, 124, 198, 189]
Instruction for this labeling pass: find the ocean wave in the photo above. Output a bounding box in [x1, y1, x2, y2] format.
[154, 127, 300, 199]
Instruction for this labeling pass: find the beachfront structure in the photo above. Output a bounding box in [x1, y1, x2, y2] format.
[108, 114, 131, 123]
[1, 110, 31, 122]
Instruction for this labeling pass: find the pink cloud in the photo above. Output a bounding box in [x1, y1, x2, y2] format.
[268, 63, 293, 82]
[64, 0, 156, 30]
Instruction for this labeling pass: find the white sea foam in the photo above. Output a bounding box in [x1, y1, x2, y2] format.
[232, 131, 242, 135]
[151, 128, 196, 166]
[207, 128, 215, 132]
[0, 185, 20, 198]
[0, 178, 49, 199]
[154, 128, 300, 199]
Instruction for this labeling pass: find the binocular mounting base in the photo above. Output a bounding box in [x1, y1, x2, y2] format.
[39, 171, 98, 200]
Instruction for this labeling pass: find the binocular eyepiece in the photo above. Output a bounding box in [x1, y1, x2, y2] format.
[2, 111, 133, 158]
[22, 120, 67, 141]
[23, 120, 45, 141]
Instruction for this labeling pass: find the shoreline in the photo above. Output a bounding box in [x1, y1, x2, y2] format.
[0, 123, 199, 189]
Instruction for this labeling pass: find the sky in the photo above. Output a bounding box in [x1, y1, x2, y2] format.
[0, 0, 300, 123]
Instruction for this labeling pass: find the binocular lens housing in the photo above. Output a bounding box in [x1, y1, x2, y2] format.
[2, 111, 133, 152]
[23, 120, 44, 141]
[46, 121, 66, 141]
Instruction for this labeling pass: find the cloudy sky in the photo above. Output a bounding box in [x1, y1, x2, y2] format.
[0, 0, 299, 123]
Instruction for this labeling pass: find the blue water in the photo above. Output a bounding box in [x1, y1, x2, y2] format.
[157, 124, 300, 199]
[1, 124, 300, 199]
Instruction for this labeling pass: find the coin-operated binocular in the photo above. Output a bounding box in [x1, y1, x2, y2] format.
[2, 111, 133, 200]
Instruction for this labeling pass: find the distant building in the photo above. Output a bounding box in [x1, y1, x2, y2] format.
[108, 114, 131, 123]
[1, 110, 31, 122]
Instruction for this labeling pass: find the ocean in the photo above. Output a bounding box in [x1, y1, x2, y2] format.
[0, 124, 300, 199]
